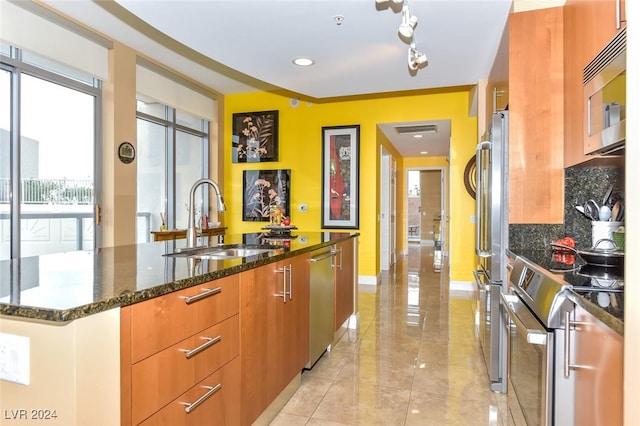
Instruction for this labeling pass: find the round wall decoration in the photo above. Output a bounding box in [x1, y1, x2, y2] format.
[463, 155, 476, 199]
[118, 142, 135, 164]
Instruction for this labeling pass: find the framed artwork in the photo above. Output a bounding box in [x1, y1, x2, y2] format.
[321, 125, 360, 229]
[243, 169, 291, 221]
[232, 110, 279, 163]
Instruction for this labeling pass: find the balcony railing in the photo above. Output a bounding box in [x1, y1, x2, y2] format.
[0, 178, 93, 205]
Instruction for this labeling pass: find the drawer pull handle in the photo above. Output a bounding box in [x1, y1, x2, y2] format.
[183, 383, 222, 413]
[182, 287, 221, 305]
[182, 335, 222, 359]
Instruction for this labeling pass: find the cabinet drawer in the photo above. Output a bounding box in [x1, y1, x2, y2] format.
[132, 315, 239, 424]
[130, 274, 239, 362]
[138, 357, 241, 426]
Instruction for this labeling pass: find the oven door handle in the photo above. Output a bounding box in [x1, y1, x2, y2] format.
[501, 293, 548, 345]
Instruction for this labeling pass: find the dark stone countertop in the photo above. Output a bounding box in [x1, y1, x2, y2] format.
[508, 248, 624, 336]
[0, 232, 358, 323]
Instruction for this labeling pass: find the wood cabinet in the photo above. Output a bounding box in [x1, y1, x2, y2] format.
[120, 275, 240, 425]
[239, 253, 310, 426]
[571, 305, 623, 425]
[563, 0, 627, 167]
[508, 7, 564, 224]
[334, 238, 356, 331]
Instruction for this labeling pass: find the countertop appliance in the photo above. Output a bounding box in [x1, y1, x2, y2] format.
[306, 246, 337, 368]
[474, 111, 508, 393]
[502, 256, 576, 425]
[584, 27, 626, 156]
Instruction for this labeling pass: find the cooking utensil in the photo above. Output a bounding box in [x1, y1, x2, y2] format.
[606, 191, 624, 208]
[611, 200, 622, 222]
[583, 199, 600, 221]
[602, 185, 614, 208]
[575, 205, 589, 219]
[599, 205, 612, 221]
[551, 239, 624, 267]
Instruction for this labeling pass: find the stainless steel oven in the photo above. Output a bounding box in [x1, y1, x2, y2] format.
[502, 256, 575, 425]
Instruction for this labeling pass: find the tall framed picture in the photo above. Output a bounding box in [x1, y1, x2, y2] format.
[321, 125, 359, 229]
[243, 169, 291, 221]
[232, 110, 279, 163]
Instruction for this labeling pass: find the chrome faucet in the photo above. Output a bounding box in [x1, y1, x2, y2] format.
[186, 178, 226, 248]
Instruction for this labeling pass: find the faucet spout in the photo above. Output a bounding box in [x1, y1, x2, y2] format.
[187, 178, 226, 248]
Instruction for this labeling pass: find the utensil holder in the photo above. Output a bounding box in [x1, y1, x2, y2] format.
[591, 221, 623, 247]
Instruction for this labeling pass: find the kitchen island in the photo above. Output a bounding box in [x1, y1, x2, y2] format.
[0, 232, 358, 426]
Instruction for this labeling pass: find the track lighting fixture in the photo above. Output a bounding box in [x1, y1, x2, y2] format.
[408, 42, 428, 71]
[375, 0, 428, 72]
[398, 4, 418, 40]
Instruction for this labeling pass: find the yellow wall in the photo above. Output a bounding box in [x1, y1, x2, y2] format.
[225, 89, 478, 282]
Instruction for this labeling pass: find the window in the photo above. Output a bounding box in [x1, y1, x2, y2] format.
[136, 103, 209, 242]
[1, 47, 101, 259]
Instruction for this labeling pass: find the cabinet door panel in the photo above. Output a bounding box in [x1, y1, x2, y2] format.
[131, 315, 239, 424]
[239, 262, 283, 425]
[138, 357, 241, 426]
[573, 306, 623, 426]
[130, 275, 239, 363]
[509, 8, 564, 223]
[282, 254, 310, 384]
[334, 240, 355, 330]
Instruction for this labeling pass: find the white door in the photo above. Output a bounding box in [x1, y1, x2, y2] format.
[390, 157, 397, 265]
[380, 149, 390, 270]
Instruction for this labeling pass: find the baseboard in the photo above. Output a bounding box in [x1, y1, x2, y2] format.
[358, 275, 379, 286]
[450, 280, 474, 292]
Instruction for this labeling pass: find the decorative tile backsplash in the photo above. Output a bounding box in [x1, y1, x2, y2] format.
[564, 165, 624, 249]
[509, 163, 624, 251]
[509, 224, 564, 251]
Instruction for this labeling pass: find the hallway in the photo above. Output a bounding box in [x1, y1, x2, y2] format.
[270, 244, 507, 425]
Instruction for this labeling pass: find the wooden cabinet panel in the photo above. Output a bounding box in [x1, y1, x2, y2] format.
[508, 8, 564, 224]
[239, 262, 284, 425]
[334, 239, 355, 331]
[130, 275, 239, 363]
[239, 254, 310, 426]
[282, 254, 310, 385]
[138, 357, 241, 426]
[131, 315, 239, 424]
[563, 0, 626, 167]
[572, 305, 623, 425]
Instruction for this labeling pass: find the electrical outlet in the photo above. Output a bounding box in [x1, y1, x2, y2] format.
[299, 235, 308, 244]
[298, 203, 308, 213]
[0, 332, 30, 385]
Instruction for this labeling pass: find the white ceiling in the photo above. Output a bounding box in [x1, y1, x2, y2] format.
[41, 0, 512, 157]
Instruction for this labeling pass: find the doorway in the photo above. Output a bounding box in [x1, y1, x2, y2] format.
[407, 168, 446, 269]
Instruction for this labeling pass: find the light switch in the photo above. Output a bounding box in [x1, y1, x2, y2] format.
[470, 215, 476, 224]
[0, 332, 30, 385]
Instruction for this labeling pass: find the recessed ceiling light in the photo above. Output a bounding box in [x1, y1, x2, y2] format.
[413, 134, 424, 138]
[293, 57, 315, 67]
[420, 151, 428, 155]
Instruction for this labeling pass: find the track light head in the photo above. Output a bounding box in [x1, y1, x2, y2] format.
[398, 4, 417, 41]
[408, 47, 428, 71]
[398, 15, 418, 39]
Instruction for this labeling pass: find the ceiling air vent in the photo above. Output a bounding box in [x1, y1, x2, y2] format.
[394, 124, 438, 135]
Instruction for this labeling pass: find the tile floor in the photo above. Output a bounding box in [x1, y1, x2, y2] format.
[270, 244, 507, 425]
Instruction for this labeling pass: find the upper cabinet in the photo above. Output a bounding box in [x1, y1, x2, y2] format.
[563, 0, 626, 167]
[508, 7, 565, 224]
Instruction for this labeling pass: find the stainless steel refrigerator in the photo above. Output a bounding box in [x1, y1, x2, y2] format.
[473, 111, 508, 393]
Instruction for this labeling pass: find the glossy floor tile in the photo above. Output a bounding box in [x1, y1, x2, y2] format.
[270, 244, 506, 426]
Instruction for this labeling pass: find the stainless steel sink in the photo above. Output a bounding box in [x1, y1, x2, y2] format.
[164, 245, 283, 260]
